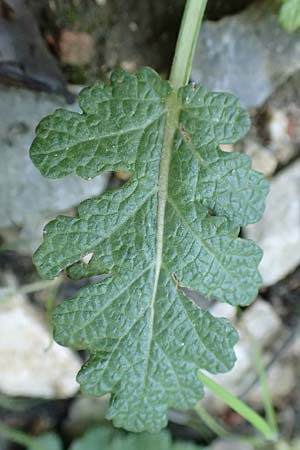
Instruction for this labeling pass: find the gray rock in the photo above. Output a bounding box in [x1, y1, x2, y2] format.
[239, 299, 282, 346]
[246, 159, 300, 286]
[266, 72, 300, 165]
[0, 0, 70, 98]
[0, 86, 109, 253]
[192, 1, 300, 108]
[244, 141, 277, 177]
[0, 290, 81, 399]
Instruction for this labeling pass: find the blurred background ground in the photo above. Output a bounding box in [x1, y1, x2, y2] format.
[0, 0, 300, 449]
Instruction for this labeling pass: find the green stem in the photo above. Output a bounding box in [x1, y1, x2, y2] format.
[194, 403, 230, 439]
[169, 0, 207, 88]
[1, 278, 62, 304]
[252, 341, 278, 435]
[20, 278, 61, 296]
[198, 371, 277, 441]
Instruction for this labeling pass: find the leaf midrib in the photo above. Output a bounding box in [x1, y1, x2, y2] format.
[143, 89, 181, 383]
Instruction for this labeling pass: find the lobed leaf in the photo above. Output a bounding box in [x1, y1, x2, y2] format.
[70, 427, 203, 450]
[30, 68, 268, 432]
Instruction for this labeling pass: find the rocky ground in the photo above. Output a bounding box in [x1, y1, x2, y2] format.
[0, 0, 300, 449]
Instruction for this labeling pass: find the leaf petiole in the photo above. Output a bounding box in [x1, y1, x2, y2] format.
[169, 0, 207, 88]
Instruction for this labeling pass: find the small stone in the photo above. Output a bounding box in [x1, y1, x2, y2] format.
[268, 108, 295, 164]
[265, 72, 300, 164]
[59, 30, 96, 66]
[210, 440, 254, 450]
[245, 159, 300, 286]
[210, 302, 237, 322]
[239, 299, 281, 346]
[114, 170, 131, 181]
[0, 293, 81, 399]
[244, 140, 278, 177]
[129, 22, 138, 32]
[272, 141, 295, 165]
[120, 61, 138, 72]
[288, 334, 300, 359]
[268, 109, 290, 142]
[219, 144, 234, 153]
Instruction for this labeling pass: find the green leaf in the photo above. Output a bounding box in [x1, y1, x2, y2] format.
[70, 427, 203, 450]
[30, 68, 268, 432]
[70, 428, 113, 450]
[279, 0, 300, 32]
[31, 433, 63, 450]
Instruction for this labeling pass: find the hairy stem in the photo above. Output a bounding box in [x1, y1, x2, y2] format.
[169, 0, 207, 89]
